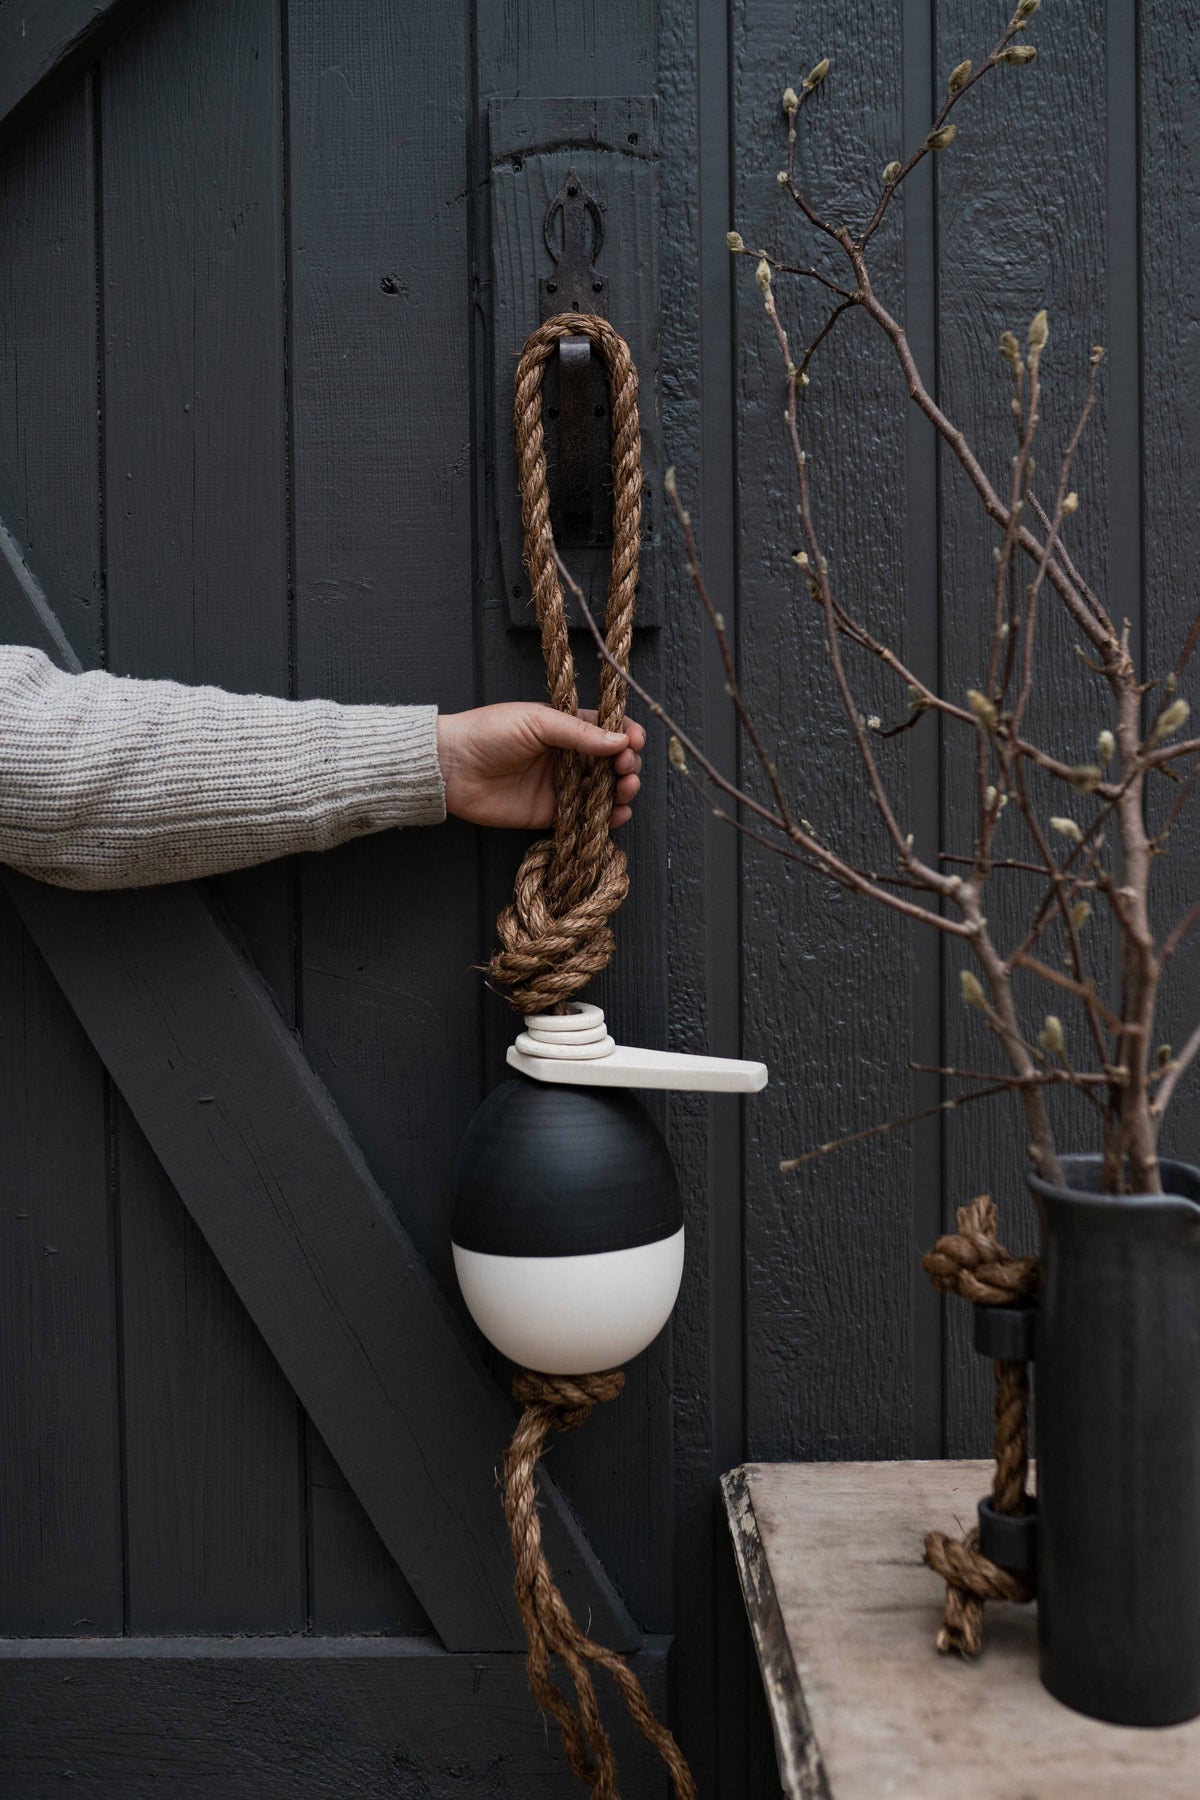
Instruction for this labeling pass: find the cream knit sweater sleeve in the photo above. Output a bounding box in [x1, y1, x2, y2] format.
[0, 645, 446, 890]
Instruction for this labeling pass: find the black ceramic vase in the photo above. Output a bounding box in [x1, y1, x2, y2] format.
[1028, 1153, 1200, 1725]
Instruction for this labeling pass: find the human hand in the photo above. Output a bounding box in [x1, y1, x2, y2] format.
[436, 703, 645, 831]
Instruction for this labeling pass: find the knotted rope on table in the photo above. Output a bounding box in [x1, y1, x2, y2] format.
[921, 1195, 1039, 1656]
[504, 1371, 697, 1800]
[488, 313, 641, 1017]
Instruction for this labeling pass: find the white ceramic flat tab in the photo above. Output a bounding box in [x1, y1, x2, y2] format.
[507, 1005, 768, 1093]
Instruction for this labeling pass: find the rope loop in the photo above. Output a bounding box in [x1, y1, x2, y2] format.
[489, 313, 641, 1016]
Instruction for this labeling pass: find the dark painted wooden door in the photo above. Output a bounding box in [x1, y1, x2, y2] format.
[3, 0, 1194, 1795]
[0, 1, 681, 1793]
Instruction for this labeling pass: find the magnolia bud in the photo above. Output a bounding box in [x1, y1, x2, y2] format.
[882, 160, 902, 184]
[1070, 900, 1092, 931]
[1154, 697, 1190, 741]
[1001, 44, 1039, 64]
[999, 329, 1021, 366]
[948, 59, 972, 94]
[1028, 308, 1049, 351]
[926, 123, 957, 151]
[1062, 491, 1080, 515]
[960, 970, 988, 1010]
[782, 86, 800, 114]
[1039, 1015, 1065, 1056]
[726, 230, 744, 251]
[804, 56, 830, 92]
[664, 465, 678, 500]
[1051, 816, 1084, 845]
[967, 688, 997, 728]
[1015, 0, 1042, 18]
[1067, 764, 1102, 793]
[755, 258, 772, 292]
[1097, 729, 1115, 764]
[668, 736, 688, 773]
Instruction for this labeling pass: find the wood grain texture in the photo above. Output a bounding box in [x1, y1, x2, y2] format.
[1140, 0, 1200, 1170]
[0, 80, 122, 1636]
[98, 0, 305, 1634]
[475, 0, 674, 1640]
[0, 891, 121, 1635]
[284, 0, 490, 1634]
[935, 0, 1112, 1454]
[657, 0, 776, 1785]
[0, 0, 153, 150]
[96, 0, 424, 1639]
[287, 0, 479, 1296]
[726, 1461, 1200, 1800]
[722, 1467, 830, 1800]
[1, 869, 637, 1654]
[0, 1636, 672, 1798]
[733, 0, 918, 1464]
[0, 83, 101, 664]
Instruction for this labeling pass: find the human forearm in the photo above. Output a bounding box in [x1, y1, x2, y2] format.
[0, 646, 445, 889]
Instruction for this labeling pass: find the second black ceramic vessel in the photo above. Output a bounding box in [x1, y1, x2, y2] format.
[1029, 1153, 1200, 1726]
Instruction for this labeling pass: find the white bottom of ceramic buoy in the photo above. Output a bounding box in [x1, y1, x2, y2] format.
[452, 1228, 685, 1374]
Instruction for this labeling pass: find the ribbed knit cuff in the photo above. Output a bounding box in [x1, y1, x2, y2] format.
[332, 702, 446, 833]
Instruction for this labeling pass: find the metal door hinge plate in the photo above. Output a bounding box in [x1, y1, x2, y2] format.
[488, 96, 662, 631]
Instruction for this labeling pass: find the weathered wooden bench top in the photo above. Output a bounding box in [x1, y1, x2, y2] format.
[722, 1460, 1200, 1800]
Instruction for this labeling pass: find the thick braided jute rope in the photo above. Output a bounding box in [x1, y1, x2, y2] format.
[503, 1371, 697, 1799]
[921, 1195, 1039, 1655]
[489, 313, 641, 1015]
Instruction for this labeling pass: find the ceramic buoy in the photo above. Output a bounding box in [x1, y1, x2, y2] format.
[452, 1066, 683, 1374]
[452, 1006, 766, 1374]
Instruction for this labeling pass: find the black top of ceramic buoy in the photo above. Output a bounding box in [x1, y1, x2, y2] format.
[452, 1072, 682, 1257]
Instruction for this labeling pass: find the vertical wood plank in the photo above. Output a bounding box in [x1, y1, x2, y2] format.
[0, 899, 121, 1636]
[1140, 0, 1200, 1168]
[474, 0, 673, 1637]
[733, 0, 917, 1464]
[286, 0, 474, 1636]
[114, 1121, 307, 1632]
[936, 0, 1111, 1453]
[98, 0, 305, 1629]
[0, 82, 123, 1635]
[657, 0, 757, 1783]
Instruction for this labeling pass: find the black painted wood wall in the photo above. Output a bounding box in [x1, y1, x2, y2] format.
[0, 0, 1196, 1794]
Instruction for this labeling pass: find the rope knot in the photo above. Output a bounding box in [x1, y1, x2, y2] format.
[921, 1192, 1039, 1307]
[491, 835, 630, 1016]
[511, 1367, 626, 1429]
[921, 1195, 1039, 1660]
